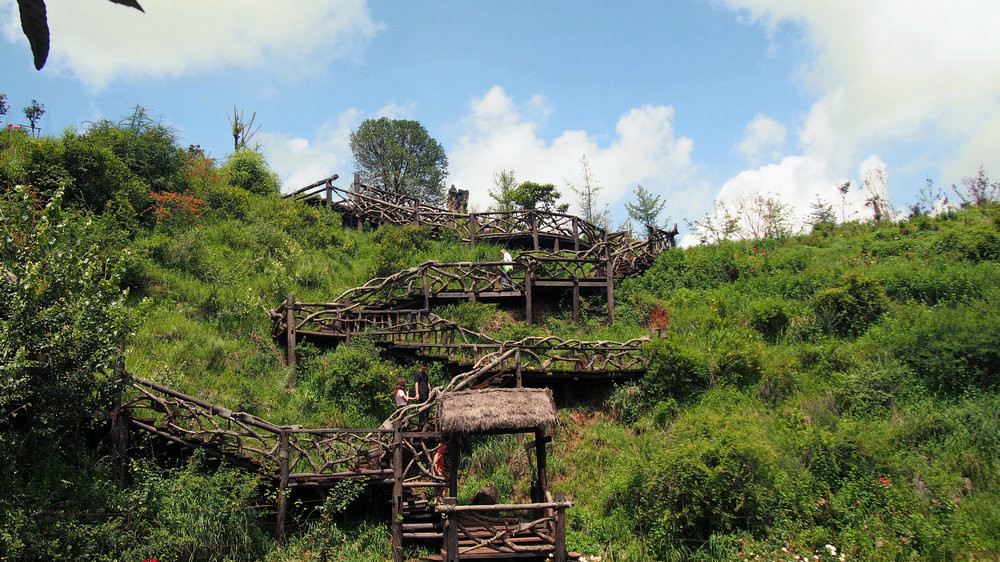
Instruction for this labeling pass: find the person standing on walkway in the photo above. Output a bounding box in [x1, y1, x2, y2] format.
[414, 363, 430, 404]
[414, 363, 431, 424]
[501, 248, 514, 289]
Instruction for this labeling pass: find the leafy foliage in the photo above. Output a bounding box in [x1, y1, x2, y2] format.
[0, 186, 132, 453]
[349, 117, 448, 204]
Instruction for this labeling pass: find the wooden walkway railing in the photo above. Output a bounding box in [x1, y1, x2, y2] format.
[284, 173, 678, 260]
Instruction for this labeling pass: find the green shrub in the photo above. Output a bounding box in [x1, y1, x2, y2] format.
[869, 302, 1000, 396]
[747, 296, 790, 341]
[300, 339, 399, 426]
[82, 108, 187, 193]
[371, 223, 431, 276]
[223, 149, 280, 195]
[812, 275, 889, 337]
[606, 383, 642, 425]
[640, 337, 706, 404]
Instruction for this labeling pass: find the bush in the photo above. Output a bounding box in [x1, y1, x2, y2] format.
[371, 223, 431, 276]
[869, 303, 1000, 396]
[640, 337, 706, 404]
[812, 275, 889, 337]
[606, 383, 642, 425]
[223, 149, 280, 196]
[747, 296, 790, 341]
[300, 339, 399, 426]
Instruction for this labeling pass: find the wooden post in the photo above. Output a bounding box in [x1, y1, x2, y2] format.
[535, 428, 547, 498]
[572, 218, 580, 251]
[285, 294, 297, 388]
[276, 430, 290, 542]
[443, 497, 459, 562]
[448, 436, 459, 499]
[109, 349, 129, 478]
[525, 264, 534, 324]
[554, 491, 567, 562]
[392, 421, 404, 562]
[573, 279, 580, 326]
[325, 179, 333, 209]
[469, 213, 477, 247]
[604, 233, 615, 325]
[515, 348, 523, 388]
[531, 211, 539, 251]
[422, 269, 430, 310]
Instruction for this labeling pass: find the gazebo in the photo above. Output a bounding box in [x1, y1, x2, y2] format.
[395, 387, 572, 561]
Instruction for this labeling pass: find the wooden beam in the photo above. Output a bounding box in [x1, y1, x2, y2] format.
[276, 430, 289, 543]
[392, 421, 404, 562]
[285, 294, 297, 388]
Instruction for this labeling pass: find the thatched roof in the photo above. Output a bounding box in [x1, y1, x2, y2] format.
[437, 388, 557, 434]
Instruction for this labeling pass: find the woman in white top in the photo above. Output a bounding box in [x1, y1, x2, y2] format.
[394, 378, 411, 409]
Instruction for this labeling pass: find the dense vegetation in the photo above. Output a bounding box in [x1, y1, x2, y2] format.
[1, 112, 998, 560]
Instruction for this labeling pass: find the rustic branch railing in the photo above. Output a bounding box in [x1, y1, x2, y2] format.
[437, 494, 571, 561]
[283, 174, 678, 264]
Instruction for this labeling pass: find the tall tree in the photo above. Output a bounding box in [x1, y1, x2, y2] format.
[508, 181, 569, 213]
[566, 154, 608, 227]
[625, 184, 668, 232]
[0, 93, 8, 117]
[22, 99, 45, 137]
[488, 169, 518, 212]
[349, 117, 448, 204]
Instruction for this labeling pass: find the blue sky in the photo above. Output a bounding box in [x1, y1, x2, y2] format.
[3, 0, 999, 242]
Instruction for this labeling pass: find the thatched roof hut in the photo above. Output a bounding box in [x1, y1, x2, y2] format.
[437, 388, 557, 434]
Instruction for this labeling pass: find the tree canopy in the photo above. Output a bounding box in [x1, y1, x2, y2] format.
[508, 181, 569, 213]
[349, 117, 448, 204]
[625, 184, 667, 232]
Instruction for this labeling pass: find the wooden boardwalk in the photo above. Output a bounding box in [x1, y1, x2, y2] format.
[118, 179, 678, 560]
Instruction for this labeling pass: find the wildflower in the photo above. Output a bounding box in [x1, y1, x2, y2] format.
[825, 544, 837, 556]
[956, 498, 961, 504]
[932, 499, 938, 504]
[901, 537, 908, 543]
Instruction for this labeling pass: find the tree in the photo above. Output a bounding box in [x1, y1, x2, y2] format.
[16, 0, 144, 70]
[808, 195, 836, 226]
[488, 169, 518, 212]
[1, 186, 132, 455]
[0, 93, 8, 117]
[349, 117, 448, 204]
[22, 99, 45, 137]
[508, 181, 569, 213]
[566, 154, 608, 227]
[227, 106, 260, 152]
[625, 184, 668, 232]
[951, 166, 999, 208]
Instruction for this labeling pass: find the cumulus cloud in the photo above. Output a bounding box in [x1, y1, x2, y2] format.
[259, 108, 361, 192]
[449, 85, 702, 218]
[682, 153, 890, 246]
[738, 114, 786, 165]
[1, 0, 381, 89]
[721, 0, 1000, 178]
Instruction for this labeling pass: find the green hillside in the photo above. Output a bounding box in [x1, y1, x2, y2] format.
[2, 117, 999, 560]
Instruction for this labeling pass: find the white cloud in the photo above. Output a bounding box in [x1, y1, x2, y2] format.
[721, 0, 1000, 178]
[738, 114, 786, 165]
[683, 153, 890, 245]
[449, 85, 702, 218]
[2, 0, 381, 89]
[259, 108, 361, 192]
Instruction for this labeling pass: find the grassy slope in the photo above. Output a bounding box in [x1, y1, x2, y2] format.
[5, 125, 999, 559]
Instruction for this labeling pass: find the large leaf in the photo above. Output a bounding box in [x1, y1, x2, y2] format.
[16, 0, 48, 70]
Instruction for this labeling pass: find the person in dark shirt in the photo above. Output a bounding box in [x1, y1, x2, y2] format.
[414, 363, 430, 424]
[414, 364, 430, 403]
